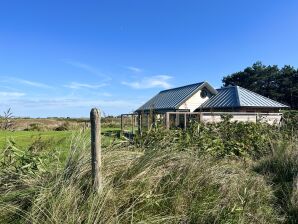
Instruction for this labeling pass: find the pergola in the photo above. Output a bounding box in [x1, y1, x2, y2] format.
[120, 111, 283, 135]
[120, 111, 202, 135]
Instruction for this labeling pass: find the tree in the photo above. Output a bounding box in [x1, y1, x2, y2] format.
[222, 62, 298, 109]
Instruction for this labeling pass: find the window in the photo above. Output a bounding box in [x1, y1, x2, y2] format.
[200, 89, 208, 98]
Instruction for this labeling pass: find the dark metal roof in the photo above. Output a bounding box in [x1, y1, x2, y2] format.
[136, 82, 205, 112]
[200, 86, 289, 109]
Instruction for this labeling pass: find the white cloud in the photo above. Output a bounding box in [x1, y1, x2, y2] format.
[101, 92, 112, 97]
[1, 94, 141, 117]
[0, 91, 25, 97]
[13, 78, 52, 88]
[0, 85, 20, 91]
[7, 98, 138, 109]
[64, 82, 108, 89]
[126, 66, 143, 73]
[63, 59, 111, 80]
[0, 77, 52, 89]
[122, 75, 172, 89]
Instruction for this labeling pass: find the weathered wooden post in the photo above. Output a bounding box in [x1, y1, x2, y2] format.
[147, 114, 150, 130]
[184, 113, 187, 130]
[90, 108, 102, 192]
[120, 114, 123, 136]
[131, 114, 134, 134]
[137, 114, 141, 135]
[166, 112, 170, 130]
[175, 113, 179, 127]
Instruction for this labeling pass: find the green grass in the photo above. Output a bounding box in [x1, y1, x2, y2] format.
[0, 130, 73, 149]
[0, 127, 121, 150]
[0, 120, 297, 223]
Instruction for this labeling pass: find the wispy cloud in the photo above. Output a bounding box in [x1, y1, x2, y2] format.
[63, 59, 111, 80]
[126, 66, 143, 73]
[101, 92, 112, 97]
[0, 91, 25, 97]
[0, 77, 52, 89]
[1, 93, 140, 117]
[7, 98, 138, 109]
[13, 78, 52, 88]
[0, 85, 20, 91]
[122, 75, 172, 89]
[64, 82, 108, 89]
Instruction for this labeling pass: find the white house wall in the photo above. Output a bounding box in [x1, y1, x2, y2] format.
[179, 90, 210, 112]
[201, 113, 282, 125]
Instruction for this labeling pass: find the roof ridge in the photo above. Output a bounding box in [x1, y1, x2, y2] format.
[234, 86, 241, 106]
[135, 81, 206, 112]
[237, 86, 288, 107]
[216, 85, 236, 90]
[173, 82, 206, 108]
[160, 82, 203, 93]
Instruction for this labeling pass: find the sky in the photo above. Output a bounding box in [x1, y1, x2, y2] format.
[0, 0, 298, 117]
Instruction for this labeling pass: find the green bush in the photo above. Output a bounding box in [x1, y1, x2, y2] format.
[282, 110, 298, 133]
[140, 121, 278, 159]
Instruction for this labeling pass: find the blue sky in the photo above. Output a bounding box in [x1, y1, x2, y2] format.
[1, 0, 298, 117]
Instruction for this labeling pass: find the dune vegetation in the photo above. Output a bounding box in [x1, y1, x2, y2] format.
[0, 113, 297, 223]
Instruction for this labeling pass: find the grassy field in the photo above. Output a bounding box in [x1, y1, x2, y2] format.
[0, 118, 297, 223]
[0, 126, 121, 148]
[0, 130, 73, 149]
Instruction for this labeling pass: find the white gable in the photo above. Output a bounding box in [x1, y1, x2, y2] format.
[179, 89, 211, 112]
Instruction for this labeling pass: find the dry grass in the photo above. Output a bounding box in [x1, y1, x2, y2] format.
[0, 120, 297, 223]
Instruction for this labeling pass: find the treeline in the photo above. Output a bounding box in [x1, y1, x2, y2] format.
[222, 62, 298, 109]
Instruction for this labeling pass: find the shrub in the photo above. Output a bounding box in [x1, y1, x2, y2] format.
[0, 108, 14, 130]
[282, 110, 298, 134]
[140, 121, 278, 159]
[24, 123, 47, 131]
[55, 121, 71, 131]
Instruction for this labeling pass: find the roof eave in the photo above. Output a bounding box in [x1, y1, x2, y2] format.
[135, 107, 184, 113]
[200, 105, 289, 109]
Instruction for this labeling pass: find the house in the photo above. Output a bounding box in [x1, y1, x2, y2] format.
[128, 81, 289, 132]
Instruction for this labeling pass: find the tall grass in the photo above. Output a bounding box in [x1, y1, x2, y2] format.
[254, 140, 298, 223]
[0, 120, 297, 223]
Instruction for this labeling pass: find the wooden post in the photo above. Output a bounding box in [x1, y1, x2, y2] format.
[166, 112, 170, 129]
[175, 113, 179, 127]
[120, 114, 123, 136]
[137, 114, 142, 135]
[184, 113, 187, 130]
[147, 114, 150, 130]
[90, 108, 102, 192]
[131, 114, 134, 135]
